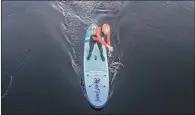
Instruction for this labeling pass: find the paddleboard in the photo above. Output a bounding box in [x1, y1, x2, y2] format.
[83, 24, 109, 109]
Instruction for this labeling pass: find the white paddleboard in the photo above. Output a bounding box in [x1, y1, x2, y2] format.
[83, 24, 109, 109]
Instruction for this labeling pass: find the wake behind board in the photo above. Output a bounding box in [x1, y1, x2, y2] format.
[83, 24, 109, 109]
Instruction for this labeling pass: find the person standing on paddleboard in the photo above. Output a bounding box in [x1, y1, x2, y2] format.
[87, 24, 113, 61]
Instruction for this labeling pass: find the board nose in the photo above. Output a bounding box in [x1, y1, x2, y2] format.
[86, 24, 97, 37]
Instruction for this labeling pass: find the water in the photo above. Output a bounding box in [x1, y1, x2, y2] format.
[1, 1, 194, 114]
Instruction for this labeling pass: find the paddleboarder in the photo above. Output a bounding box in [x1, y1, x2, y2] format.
[87, 24, 113, 61]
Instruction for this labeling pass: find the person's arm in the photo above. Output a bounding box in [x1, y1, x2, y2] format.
[106, 31, 113, 54]
[106, 32, 111, 46]
[96, 27, 108, 46]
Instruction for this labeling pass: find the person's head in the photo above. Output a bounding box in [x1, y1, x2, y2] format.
[102, 24, 110, 35]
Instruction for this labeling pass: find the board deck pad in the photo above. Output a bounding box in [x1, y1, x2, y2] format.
[83, 24, 109, 109]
